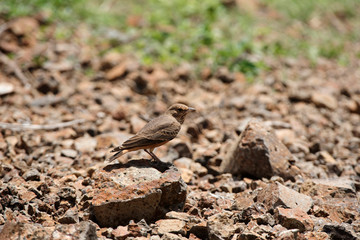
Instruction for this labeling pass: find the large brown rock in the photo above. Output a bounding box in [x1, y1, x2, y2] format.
[91, 160, 187, 227]
[220, 120, 299, 180]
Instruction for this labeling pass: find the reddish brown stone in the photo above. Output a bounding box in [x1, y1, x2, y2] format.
[153, 219, 186, 235]
[256, 182, 313, 212]
[91, 160, 187, 227]
[275, 207, 314, 232]
[220, 120, 299, 180]
[112, 225, 130, 240]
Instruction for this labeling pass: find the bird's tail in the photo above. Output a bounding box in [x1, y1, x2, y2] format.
[106, 150, 124, 162]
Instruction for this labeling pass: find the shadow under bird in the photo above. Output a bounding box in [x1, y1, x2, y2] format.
[107, 103, 195, 162]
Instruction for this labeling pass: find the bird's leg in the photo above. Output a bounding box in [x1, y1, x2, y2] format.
[144, 149, 161, 162]
[144, 149, 153, 160]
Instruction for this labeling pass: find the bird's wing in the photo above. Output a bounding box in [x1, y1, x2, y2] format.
[120, 135, 164, 150]
[111, 115, 180, 152]
[139, 115, 181, 141]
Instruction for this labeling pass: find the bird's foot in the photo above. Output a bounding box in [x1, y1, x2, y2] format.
[144, 149, 162, 163]
[149, 153, 161, 163]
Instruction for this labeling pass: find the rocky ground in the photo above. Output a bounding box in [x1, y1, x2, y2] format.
[0, 16, 360, 240]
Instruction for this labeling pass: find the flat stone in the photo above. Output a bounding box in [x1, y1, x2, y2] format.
[74, 136, 97, 153]
[154, 219, 186, 235]
[60, 149, 78, 159]
[91, 160, 187, 227]
[165, 211, 194, 222]
[18, 188, 37, 202]
[256, 182, 313, 213]
[112, 225, 130, 240]
[318, 151, 336, 164]
[311, 93, 338, 110]
[220, 120, 299, 180]
[106, 63, 127, 80]
[275, 207, 314, 232]
[22, 168, 41, 181]
[0, 82, 14, 96]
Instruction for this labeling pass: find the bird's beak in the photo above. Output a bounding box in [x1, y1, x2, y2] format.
[188, 107, 196, 112]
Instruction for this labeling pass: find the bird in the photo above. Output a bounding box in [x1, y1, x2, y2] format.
[107, 103, 195, 163]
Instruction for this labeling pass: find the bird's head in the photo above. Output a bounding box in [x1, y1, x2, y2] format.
[166, 103, 195, 124]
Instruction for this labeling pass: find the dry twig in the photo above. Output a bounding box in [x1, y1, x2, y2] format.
[0, 119, 86, 131]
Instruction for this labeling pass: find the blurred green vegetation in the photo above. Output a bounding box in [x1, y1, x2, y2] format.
[1, 0, 359, 77]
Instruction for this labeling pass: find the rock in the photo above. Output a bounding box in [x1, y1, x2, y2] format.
[311, 93, 338, 110]
[165, 211, 196, 222]
[228, 96, 247, 110]
[53, 221, 98, 239]
[10, 17, 39, 35]
[188, 221, 208, 239]
[275, 207, 314, 232]
[154, 219, 186, 235]
[35, 76, 59, 94]
[173, 157, 207, 182]
[106, 63, 127, 80]
[60, 149, 78, 159]
[0, 222, 51, 240]
[256, 182, 313, 213]
[58, 187, 76, 203]
[18, 188, 37, 202]
[276, 229, 300, 240]
[91, 160, 187, 227]
[101, 51, 123, 69]
[322, 223, 358, 240]
[232, 181, 247, 193]
[172, 141, 193, 159]
[128, 219, 151, 237]
[43, 61, 73, 71]
[0, 82, 14, 96]
[0, 221, 97, 240]
[300, 178, 356, 199]
[74, 136, 97, 153]
[174, 64, 192, 81]
[207, 211, 244, 240]
[58, 208, 79, 224]
[130, 115, 147, 133]
[216, 67, 234, 83]
[232, 192, 255, 211]
[150, 235, 161, 240]
[304, 232, 330, 240]
[238, 231, 266, 240]
[22, 169, 41, 181]
[318, 151, 336, 164]
[112, 225, 130, 240]
[220, 120, 299, 180]
[161, 232, 188, 240]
